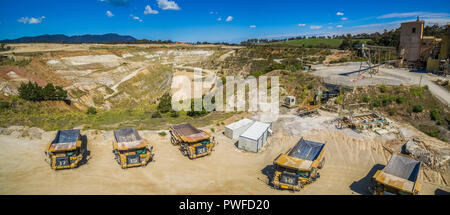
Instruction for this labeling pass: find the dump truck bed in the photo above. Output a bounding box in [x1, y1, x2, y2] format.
[171, 123, 210, 143]
[275, 138, 325, 170]
[49, 129, 80, 152]
[113, 128, 146, 150]
[375, 154, 421, 193]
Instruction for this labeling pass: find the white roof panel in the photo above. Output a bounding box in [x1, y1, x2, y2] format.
[225, 118, 254, 130]
[240, 121, 271, 140]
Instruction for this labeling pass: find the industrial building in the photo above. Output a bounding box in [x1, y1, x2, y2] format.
[224, 118, 255, 139]
[238, 121, 272, 153]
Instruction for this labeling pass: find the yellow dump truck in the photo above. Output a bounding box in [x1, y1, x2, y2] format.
[272, 137, 325, 191]
[371, 154, 421, 195]
[112, 128, 154, 169]
[44, 129, 87, 170]
[170, 123, 215, 159]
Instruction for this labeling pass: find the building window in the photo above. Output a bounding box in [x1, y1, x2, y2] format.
[412, 28, 416, 33]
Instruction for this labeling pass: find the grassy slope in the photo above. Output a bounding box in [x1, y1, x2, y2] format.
[274, 38, 372, 49]
[0, 97, 234, 131]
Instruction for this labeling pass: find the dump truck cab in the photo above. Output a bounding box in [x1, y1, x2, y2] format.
[112, 128, 154, 169]
[170, 123, 215, 159]
[272, 138, 325, 191]
[371, 154, 421, 195]
[45, 129, 86, 170]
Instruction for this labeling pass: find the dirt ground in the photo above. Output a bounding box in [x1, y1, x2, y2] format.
[0, 111, 448, 195]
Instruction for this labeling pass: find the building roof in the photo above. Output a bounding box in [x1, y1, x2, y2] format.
[225, 118, 254, 130]
[240, 121, 271, 140]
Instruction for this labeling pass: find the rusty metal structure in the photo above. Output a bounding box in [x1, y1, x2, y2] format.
[338, 112, 388, 132]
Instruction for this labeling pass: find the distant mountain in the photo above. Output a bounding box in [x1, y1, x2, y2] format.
[0, 33, 137, 43]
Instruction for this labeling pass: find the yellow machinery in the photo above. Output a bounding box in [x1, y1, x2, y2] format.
[112, 128, 154, 169]
[272, 137, 325, 191]
[298, 90, 322, 116]
[371, 154, 421, 195]
[44, 129, 87, 170]
[170, 123, 215, 159]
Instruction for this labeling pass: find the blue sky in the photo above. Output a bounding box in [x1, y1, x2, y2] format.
[0, 0, 449, 43]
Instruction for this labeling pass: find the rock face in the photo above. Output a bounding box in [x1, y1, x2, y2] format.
[404, 138, 434, 166]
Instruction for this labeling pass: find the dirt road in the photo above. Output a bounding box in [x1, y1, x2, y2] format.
[0, 112, 447, 194]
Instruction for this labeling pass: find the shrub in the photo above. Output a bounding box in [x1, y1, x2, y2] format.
[430, 108, 442, 121]
[86, 107, 97, 115]
[210, 128, 215, 132]
[158, 131, 166, 137]
[157, 93, 172, 113]
[361, 96, 370, 103]
[412, 104, 424, 113]
[410, 87, 423, 98]
[396, 96, 406, 104]
[379, 85, 388, 93]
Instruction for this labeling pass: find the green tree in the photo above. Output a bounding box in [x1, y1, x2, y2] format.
[157, 93, 172, 113]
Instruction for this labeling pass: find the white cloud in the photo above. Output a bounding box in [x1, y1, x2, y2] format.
[226, 16, 233, 22]
[297, 24, 306, 27]
[328, 26, 333, 29]
[217, 17, 222, 21]
[130, 14, 143, 22]
[336, 25, 343, 28]
[144, 5, 159, 14]
[157, 0, 180, 10]
[377, 12, 449, 19]
[336, 12, 344, 16]
[18, 16, 45, 24]
[106, 10, 114, 17]
[249, 25, 256, 28]
[341, 17, 348, 21]
[310, 25, 322, 29]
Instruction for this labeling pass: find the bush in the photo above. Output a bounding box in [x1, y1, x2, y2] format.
[410, 87, 423, 98]
[412, 104, 424, 113]
[86, 107, 97, 114]
[86, 107, 97, 115]
[430, 108, 442, 121]
[396, 96, 406, 104]
[379, 85, 388, 93]
[158, 131, 166, 137]
[361, 96, 370, 103]
[157, 93, 172, 113]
